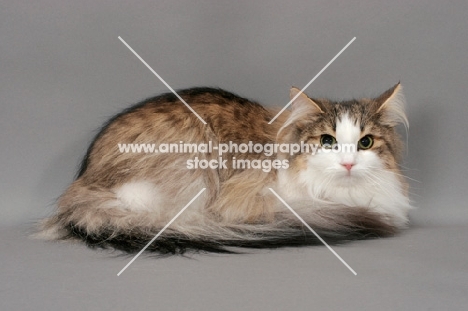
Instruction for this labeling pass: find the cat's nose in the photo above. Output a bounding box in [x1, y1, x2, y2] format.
[341, 163, 354, 171]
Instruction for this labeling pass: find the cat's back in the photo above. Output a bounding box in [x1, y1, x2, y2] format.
[78, 88, 279, 179]
[99, 87, 276, 144]
[113, 87, 268, 119]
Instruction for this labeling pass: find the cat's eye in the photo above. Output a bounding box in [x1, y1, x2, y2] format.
[358, 135, 374, 150]
[320, 134, 336, 148]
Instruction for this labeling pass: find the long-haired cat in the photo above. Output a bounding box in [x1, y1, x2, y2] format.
[38, 84, 412, 254]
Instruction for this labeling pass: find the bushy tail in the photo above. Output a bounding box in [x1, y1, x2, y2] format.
[39, 204, 398, 255]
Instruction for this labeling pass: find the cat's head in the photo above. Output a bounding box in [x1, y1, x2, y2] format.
[277, 84, 409, 208]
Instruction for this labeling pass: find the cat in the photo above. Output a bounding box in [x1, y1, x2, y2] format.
[37, 84, 412, 254]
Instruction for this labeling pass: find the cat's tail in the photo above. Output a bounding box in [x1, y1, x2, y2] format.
[37, 199, 399, 255]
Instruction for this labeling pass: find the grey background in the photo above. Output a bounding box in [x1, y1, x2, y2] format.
[1, 1, 467, 310]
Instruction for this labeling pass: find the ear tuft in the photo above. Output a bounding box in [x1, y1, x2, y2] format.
[376, 83, 409, 129]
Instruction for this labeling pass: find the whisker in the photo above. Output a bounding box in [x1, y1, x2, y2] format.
[367, 167, 421, 183]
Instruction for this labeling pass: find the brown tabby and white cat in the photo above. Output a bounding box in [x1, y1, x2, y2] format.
[38, 84, 412, 253]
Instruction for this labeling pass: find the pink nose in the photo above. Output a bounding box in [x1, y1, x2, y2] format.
[342, 163, 354, 171]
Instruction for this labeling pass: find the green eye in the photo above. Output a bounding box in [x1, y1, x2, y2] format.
[320, 134, 336, 148]
[358, 135, 374, 150]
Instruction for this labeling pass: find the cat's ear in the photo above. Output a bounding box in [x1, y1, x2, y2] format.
[277, 88, 324, 141]
[375, 83, 409, 128]
[290, 87, 324, 114]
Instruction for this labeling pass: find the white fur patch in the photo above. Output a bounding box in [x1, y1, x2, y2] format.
[115, 181, 163, 212]
[336, 113, 360, 145]
[335, 114, 360, 165]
